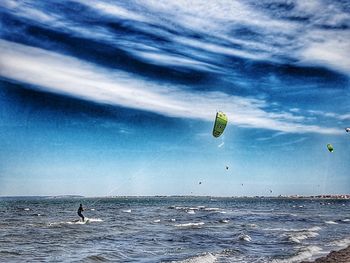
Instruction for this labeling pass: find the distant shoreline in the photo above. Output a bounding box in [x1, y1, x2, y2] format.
[1, 195, 349, 200]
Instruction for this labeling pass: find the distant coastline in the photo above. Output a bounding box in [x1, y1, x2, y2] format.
[0, 195, 84, 200]
[1, 194, 349, 200]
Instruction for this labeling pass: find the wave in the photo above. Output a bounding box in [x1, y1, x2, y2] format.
[286, 231, 319, 244]
[174, 206, 197, 211]
[170, 252, 216, 263]
[325, 220, 338, 225]
[264, 226, 321, 232]
[122, 209, 131, 213]
[238, 234, 252, 242]
[86, 218, 103, 223]
[174, 222, 205, 227]
[272, 245, 323, 263]
[83, 255, 109, 262]
[329, 238, 350, 249]
[342, 219, 350, 222]
[241, 223, 257, 228]
[264, 226, 321, 244]
[203, 208, 220, 211]
[48, 218, 103, 226]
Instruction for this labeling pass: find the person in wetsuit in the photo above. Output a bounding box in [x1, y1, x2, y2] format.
[78, 204, 84, 222]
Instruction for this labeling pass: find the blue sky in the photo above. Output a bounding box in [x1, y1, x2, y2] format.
[0, 0, 349, 196]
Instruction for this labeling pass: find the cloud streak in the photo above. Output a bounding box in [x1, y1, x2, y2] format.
[3, 0, 350, 76]
[0, 40, 341, 135]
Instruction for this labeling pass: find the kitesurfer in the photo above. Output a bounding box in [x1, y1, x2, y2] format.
[78, 204, 85, 222]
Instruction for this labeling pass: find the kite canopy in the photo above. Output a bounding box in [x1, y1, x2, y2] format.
[212, 111, 228, 138]
[327, 144, 334, 152]
[346, 128, 350, 132]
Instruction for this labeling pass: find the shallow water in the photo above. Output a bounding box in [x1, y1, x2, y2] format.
[0, 197, 350, 262]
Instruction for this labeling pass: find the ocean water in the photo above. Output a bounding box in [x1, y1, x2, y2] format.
[0, 197, 350, 262]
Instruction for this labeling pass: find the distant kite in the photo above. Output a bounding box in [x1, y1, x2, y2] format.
[327, 144, 334, 153]
[226, 166, 229, 170]
[212, 112, 227, 138]
[346, 128, 350, 133]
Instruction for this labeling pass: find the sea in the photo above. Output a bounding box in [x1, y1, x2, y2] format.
[0, 196, 350, 263]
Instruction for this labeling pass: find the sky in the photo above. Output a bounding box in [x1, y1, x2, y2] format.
[0, 0, 349, 197]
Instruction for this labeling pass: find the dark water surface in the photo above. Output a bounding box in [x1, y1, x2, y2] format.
[0, 197, 350, 262]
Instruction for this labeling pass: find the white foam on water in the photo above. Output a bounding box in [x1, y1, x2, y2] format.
[67, 220, 86, 225]
[68, 218, 103, 224]
[175, 206, 187, 210]
[175, 222, 205, 227]
[283, 226, 321, 243]
[329, 237, 350, 249]
[175, 206, 200, 211]
[171, 252, 216, 263]
[24, 208, 30, 211]
[264, 226, 321, 232]
[122, 209, 131, 213]
[87, 218, 103, 222]
[187, 210, 195, 214]
[272, 245, 323, 263]
[247, 223, 257, 228]
[153, 219, 161, 223]
[49, 218, 103, 226]
[219, 219, 229, 223]
[288, 236, 301, 244]
[308, 226, 322, 232]
[90, 208, 95, 211]
[286, 231, 319, 243]
[342, 219, 350, 222]
[204, 208, 220, 211]
[325, 220, 338, 225]
[238, 234, 252, 242]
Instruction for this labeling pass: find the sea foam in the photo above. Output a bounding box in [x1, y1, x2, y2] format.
[171, 252, 216, 263]
[272, 245, 323, 263]
[175, 222, 204, 227]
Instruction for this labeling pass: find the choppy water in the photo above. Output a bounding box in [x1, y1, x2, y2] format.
[1, 197, 350, 262]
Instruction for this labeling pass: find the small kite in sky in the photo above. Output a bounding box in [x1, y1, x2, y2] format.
[327, 144, 334, 152]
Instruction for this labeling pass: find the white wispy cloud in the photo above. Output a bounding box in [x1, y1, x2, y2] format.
[0, 40, 342, 135]
[256, 132, 287, 142]
[3, 0, 350, 75]
[308, 110, 350, 121]
[131, 49, 220, 72]
[80, 0, 350, 75]
[300, 30, 350, 75]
